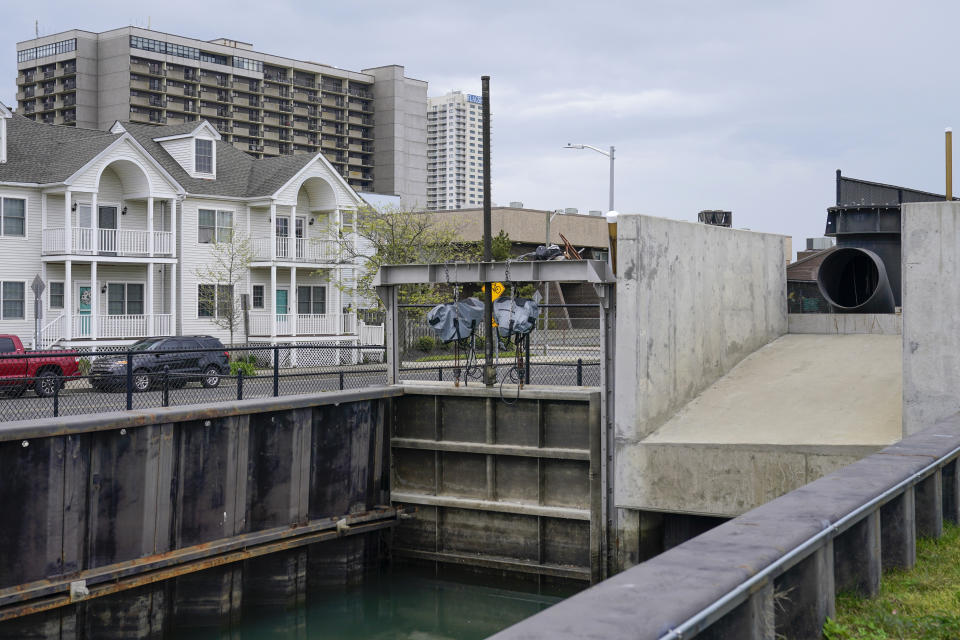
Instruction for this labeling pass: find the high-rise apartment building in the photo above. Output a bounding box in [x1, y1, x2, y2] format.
[426, 91, 485, 210]
[14, 27, 427, 202]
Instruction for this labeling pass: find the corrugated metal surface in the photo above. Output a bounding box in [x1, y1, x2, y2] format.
[786, 246, 838, 282]
[838, 175, 948, 206]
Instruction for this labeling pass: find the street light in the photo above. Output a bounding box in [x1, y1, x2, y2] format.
[565, 143, 615, 212]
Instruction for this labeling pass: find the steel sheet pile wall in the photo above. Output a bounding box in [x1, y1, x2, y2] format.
[390, 386, 603, 585]
[0, 389, 401, 639]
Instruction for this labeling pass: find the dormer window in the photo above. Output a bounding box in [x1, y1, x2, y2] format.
[195, 139, 213, 174]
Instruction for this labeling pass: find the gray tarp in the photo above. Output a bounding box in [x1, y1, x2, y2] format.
[427, 298, 484, 342]
[494, 297, 539, 338]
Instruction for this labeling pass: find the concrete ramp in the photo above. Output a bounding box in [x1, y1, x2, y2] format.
[619, 333, 901, 517]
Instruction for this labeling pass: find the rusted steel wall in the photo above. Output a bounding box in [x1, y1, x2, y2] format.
[391, 385, 603, 585]
[0, 389, 401, 639]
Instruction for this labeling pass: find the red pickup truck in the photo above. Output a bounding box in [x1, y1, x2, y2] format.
[0, 335, 81, 397]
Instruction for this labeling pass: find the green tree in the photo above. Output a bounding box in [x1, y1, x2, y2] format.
[335, 206, 478, 307]
[195, 232, 254, 346]
[491, 229, 512, 261]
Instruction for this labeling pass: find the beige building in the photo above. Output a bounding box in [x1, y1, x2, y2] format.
[14, 27, 427, 203]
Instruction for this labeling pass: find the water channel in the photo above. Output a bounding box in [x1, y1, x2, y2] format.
[173, 562, 577, 640]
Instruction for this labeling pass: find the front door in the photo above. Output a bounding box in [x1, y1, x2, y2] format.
[77, 285, 92, 337]
[276, 289, 289, 334]
[98, 206, 118, 255]
[276, 217, 290, 258]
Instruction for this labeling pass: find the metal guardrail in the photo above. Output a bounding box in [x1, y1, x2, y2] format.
[489, 417, 960, 640]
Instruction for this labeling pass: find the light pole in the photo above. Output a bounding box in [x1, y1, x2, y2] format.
[542, 209, 562, 355]
[565, 143, 615, 212]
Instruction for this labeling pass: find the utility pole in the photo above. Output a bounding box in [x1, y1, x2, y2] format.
[482, 76, 494, 386]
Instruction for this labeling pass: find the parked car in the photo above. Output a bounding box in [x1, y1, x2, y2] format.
[0, 335, 81, 397]
[90, 336, 230, 392]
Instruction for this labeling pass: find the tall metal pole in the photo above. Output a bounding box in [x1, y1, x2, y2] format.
[481, 76, 495, 386]
[608, 145, 615, 212]
[947, 127, 953, 201]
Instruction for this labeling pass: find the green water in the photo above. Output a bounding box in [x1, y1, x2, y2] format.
[180, 565, 573, 640]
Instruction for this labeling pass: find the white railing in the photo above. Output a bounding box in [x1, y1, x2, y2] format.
[247, 312, 358, 336]
[251, 237, 339, 263]
[155, 314, 173, 336]
[71, 314, 169, 339]
[39, 313, 64, 349]
[154, 231, 174, 255]
[359, 321, 385, 346]
[42, 228, 173, 256]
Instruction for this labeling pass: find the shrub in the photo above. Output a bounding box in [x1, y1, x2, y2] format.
[416, 336, 436, 352]
[230, 360, 256, 376]
[77, 357, 92, 376]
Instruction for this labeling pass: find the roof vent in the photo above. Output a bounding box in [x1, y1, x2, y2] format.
[588, 210, 602, 216]
[698, 210, 732, 227]
[509, 201, 524, 208]
[564, 207, 578, 215]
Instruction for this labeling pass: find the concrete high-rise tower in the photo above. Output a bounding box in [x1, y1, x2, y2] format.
[14, 27, 427, 202]
[426, 91, 485, 210]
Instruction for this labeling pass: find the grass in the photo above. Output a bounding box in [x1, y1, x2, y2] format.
[824, 521, 960, 639]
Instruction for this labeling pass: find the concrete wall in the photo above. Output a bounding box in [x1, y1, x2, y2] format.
[903, 201, 960, 435]
[788, 313, 902, 335]
[435, 207, 609, 248]
[614, 214, 788, 506]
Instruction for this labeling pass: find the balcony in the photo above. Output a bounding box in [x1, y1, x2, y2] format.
[252, 237, 339, 263]
[73, 314, 173, 339]
[248, 312, 356, 337]
[42, 228, 174, 257]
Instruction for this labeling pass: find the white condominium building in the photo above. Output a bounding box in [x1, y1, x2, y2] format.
[426, 91, 485, 210]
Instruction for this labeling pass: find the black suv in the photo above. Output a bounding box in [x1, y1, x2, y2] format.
[90, 336, 229, 392]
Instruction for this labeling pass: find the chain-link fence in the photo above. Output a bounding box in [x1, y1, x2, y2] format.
[396, 303, 602, 387]
[0, 344, 387, 423]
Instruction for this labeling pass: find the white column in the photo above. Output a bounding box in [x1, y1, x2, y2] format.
[146, 263, 154, 336]
[90, 191, 98, 254]
[40, 192, 47, 236]
[291, 205, 297, 258]
[290, 266, 297, 336]
[64, 191, 72, 254]
[147, 197, 155, 256]
[91, 261, 98, 341]
[270, 202, 277, 260]
[169, 198, 177, 257]
[170, 263, 177, 336]
[64, 260, 72, 340]
[270, 265, 277, 337]
[246, 204, 251, 237]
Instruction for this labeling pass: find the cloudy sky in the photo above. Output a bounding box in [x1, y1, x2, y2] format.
[2, 1, 957, 256]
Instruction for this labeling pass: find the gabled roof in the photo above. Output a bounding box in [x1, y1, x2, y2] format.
[151, 120, 222, 142]
[122, 120, 317, 198]
[0, 113, 121, 184]
[0, 103, 11, 119]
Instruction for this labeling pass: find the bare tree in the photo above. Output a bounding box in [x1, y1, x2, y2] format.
[195, 233, 253, 346]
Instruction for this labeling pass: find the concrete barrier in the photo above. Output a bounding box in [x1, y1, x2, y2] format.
[489, 415, 960, 640]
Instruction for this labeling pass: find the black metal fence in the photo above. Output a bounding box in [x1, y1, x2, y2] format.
[0, 344, 388, 423]
[396, 303, 602, 387]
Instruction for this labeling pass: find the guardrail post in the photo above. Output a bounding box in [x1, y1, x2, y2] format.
[273, 346, 279, 397]
[880, 487, 917, 570]
[577, 358, 583, 386]
[773, 541, 835, 638]
[702, 582, 774, 640]
[915, 469, 944, 539]
[943, 459, 960, 524]
[525, 334, 531, 385]
[438, 366, 443, 381]
[237, 369, 244, 401]
[339, 371, 345, 391]
[125, 348, 133, 410]
[162, 365, 169, 408]
[833, 510, 881, 597]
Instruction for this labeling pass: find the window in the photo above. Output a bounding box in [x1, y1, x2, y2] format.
[1, 198, 26, 237]
[297, 286, 326, 315]
[2, 281, 24, 319]
[18, 38, 76, 63]
[107, 283, 144, 315]
[195, 139, 213, 173]
[198, 209, 232, 243]
[49, 282, 64, 309]
[0, 337, 15, 353]
[198, 284, 234, 318]
[252, 285, 264, 309]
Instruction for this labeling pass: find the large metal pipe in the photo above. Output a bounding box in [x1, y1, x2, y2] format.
[817, 247, 895, 314]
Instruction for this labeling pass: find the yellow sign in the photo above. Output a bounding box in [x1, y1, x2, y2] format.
[483, 282, 505, 301]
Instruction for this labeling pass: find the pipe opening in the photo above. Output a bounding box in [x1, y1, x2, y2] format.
[817, 247, 895, 313]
